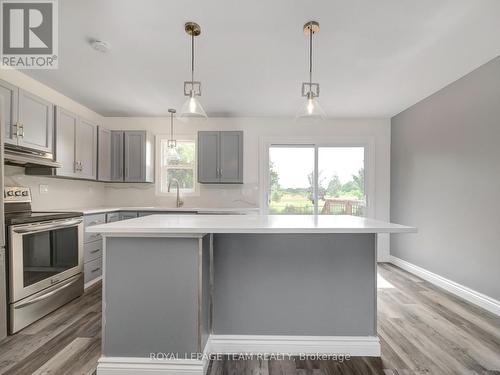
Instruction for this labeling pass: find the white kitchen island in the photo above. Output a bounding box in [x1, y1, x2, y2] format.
[88, 215, 415, 375]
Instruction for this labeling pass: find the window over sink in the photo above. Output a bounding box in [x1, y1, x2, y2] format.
[157, 137, 198, 195]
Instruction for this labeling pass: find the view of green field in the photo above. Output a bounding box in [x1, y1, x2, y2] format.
[268, 146, 366, 215]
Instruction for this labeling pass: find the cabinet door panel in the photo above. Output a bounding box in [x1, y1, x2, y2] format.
[119, 211, 138, 220]
[55, 107, 77, 177]
[76, 118, 97, 180]
[124, 131, 145, 182]
[0, 79, 19, 146]
[111, 131, 124, 181]
[198, 131, 219, 183]
[18, 89, 53, 153]
[98, 127, 112, 181]
[220, 131, 243, 183]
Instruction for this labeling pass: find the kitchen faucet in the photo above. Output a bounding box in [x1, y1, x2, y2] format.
[167, 178, 184, 208]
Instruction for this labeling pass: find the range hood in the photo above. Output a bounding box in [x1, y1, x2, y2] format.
[4, 147, 62, 168]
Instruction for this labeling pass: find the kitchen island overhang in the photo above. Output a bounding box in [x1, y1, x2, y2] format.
[89, 215, 415, 375]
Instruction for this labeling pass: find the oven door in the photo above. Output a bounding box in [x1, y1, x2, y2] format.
[8, 217, 83, 303]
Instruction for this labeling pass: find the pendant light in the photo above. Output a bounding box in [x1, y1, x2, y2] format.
[180, 22, 207, 119]
[166, 109, 181, 162]
[296, 21, 326, 119]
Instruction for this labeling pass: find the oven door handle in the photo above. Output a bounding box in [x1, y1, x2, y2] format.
[14, 277, 81, 309]
[13, 219, 83, 234]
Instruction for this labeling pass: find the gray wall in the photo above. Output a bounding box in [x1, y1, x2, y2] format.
[391, 56, 500, 301]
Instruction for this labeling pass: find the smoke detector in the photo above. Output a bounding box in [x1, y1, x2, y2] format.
[90, 40, 111, 53]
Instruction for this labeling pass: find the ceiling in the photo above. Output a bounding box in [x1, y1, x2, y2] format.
[25, 0, 500, 118]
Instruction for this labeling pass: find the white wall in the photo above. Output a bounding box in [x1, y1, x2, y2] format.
[4, 165, 106, 210]
[104, 117, 392, 260]
[0, 69, 106, 209]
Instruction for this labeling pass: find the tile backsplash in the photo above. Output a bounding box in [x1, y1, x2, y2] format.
[4, 165, 259, 210]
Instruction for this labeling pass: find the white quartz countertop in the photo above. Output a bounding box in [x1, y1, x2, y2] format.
[87, 214, 417, 235]
[54, 206, 260, 215]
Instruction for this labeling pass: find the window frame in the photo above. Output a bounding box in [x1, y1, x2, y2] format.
[259, 136, 375, 217]
[155, 134, 200, 197]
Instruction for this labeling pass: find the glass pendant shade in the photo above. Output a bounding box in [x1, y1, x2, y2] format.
[180, 92, 207, 119]
[296, 95, 326, 119]
[166, 144, 181, 163]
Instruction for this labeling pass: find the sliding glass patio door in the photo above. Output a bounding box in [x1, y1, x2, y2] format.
[267, 145, 366, 216]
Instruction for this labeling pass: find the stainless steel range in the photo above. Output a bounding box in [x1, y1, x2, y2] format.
[4, 186, 84, 333]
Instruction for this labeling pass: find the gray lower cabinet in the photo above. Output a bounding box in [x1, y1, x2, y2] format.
[106, 212, 120, 222]
[83, 213, 106, 286]
[1, 80, 54, 155]
[84, 257, 103, 284]
[119, 211, 139, 220]
[198, 131, 243, 184]
[52, 107, 97, 180]
[98, 127, 112, 181]
[110, 131, 154, 183]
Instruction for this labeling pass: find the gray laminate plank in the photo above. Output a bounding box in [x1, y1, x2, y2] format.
[1, 265, 499, 375]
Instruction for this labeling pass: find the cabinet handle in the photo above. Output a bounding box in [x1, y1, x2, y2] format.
[19, 123, 24, 138]
[12, 123, 19, 138]
[90, 249, 100, 254]
[90, 267, 101, 273]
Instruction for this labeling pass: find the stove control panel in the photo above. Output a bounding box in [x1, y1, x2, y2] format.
[4, 187, 32, 203]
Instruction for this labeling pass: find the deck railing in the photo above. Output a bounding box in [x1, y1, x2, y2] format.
[320, 198, 365, 216]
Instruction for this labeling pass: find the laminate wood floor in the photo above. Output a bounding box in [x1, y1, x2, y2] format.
[1, 264, 499, 375]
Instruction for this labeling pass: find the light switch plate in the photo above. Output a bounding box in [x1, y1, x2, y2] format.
[39, 184, 49, 194]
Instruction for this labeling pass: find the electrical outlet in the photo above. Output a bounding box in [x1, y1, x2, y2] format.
[39, 184, 49, 194]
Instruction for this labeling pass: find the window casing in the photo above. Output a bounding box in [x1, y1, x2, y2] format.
[157, 137, 198, 195]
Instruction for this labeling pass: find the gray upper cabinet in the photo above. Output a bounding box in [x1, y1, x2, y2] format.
[17, 90, 54, 154]
[52, 106, 97, 180]
[1, 80, 54, 155]
[111, 131, 124, 181]
[98, 127, 112, 181]
[198, 131, 219, 183]
[198, 131, 243, 184]
[55, 107, 78, 177]
[0, 79, 19, 146]
[76, 118, 98, 180]
[110, 130, 154, 183]
[220, 131, 243, 183]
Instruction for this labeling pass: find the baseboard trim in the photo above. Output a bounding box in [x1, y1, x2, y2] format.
[390, 256, 500, 316]
[97, 335, 381, 373]
[208, 335, 381, 357]
[84, 276, 102, 289]
[97, 356, 208, 375]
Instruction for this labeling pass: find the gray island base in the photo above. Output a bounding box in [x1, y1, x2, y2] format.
[88, 215, 415, 375]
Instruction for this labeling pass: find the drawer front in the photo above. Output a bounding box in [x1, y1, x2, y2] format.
[84, 240, 102, 262]
[106, 212, 120, 222]
[84, 231, 102, 244]
[84, 257, 102, 284]
[84, 213, 106, 243]
[119, 211, 138, 220]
